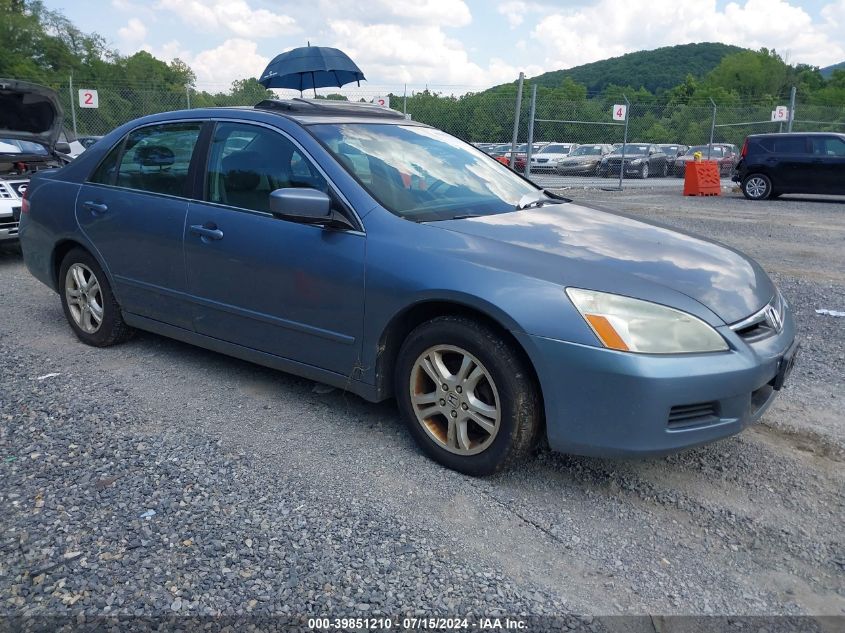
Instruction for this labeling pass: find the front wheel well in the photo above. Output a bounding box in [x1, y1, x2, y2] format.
[375, 301, 545, 425]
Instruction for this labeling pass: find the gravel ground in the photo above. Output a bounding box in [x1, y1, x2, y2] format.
[1, 189, 843, 626]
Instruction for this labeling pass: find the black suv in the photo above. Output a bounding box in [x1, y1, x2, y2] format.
[733, 132, 845, 200]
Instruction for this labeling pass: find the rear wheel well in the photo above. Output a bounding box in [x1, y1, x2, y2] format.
[52, 240, 88, 288]
[376, 301, 544, 425]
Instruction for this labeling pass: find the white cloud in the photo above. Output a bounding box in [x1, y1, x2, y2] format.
[531, 0, 845, 71]
[327, 19, 536, 88]
[154, 0, 299, 38]
[142, 38, 268, 89]
[117, 18, 147, 46]
[316, 0, 471, 27]
[497, 1, 527, 28]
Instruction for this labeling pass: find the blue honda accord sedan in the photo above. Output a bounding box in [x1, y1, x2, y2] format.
[19, 98, 798, 475]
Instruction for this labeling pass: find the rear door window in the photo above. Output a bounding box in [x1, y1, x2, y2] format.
[113, 123, 202, 196]
[772, 137, 808, 154]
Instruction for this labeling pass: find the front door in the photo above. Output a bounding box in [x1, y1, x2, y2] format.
[809, 135, 845, 194]
[75, 121, 203, 329]
[183, 121, 366, 377]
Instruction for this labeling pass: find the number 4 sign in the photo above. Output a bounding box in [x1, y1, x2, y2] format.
[612, 104, 627, 121]
[78, 89, 99, 108]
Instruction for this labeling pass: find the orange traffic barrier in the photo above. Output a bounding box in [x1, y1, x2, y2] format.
[683, 160, 721, 196]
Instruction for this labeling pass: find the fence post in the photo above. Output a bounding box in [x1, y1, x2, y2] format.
[185, 85, 191, 109]
[787, 86, 796, 132]
[708, 98, 717, 159]
[403, 84, 407, 116]
[68, 74, 78, 137]
[618, 95, 629, 191]
[510, 72, 524, 169]
[524, 84, 537, 179]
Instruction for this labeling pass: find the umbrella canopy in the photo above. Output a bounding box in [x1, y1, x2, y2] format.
[258, 45, 365, 94]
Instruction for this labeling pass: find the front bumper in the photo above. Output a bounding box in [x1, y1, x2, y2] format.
[0, 208, 21, 242]
[600, 162, 645, 176]
[514, 312, 796, 457]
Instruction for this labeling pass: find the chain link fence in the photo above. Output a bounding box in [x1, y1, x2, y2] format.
[31, 77, 845, 190]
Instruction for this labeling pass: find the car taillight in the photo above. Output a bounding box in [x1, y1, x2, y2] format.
[21, 186, 30, 214]
[740, 139, 748, 158]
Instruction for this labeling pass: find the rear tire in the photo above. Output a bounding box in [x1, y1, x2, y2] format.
[741, 174, 772, 200]
[59, 248, 133, 347]
[395, 316, 541, 476]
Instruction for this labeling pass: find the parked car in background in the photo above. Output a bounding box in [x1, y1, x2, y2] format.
[599, 143, 669, 178]
[0, 79, 69, 244]
[529, 143, 577, 173]
[78, 136, 103, 149]
[555, 144, 613, 175]
[19, 98, 798, 475]
[657, 144, 688, 173]
[734, 132, 845, 200]
[58, 130, 87, 159]
[674, 145, 738, 178]
[494, 143, 528, 171]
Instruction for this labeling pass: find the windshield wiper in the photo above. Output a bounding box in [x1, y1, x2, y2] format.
[516, 192, 567, 210]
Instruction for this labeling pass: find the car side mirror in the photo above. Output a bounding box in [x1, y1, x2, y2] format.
[55, 142, 72, 154]
[269, 188, 331, 222]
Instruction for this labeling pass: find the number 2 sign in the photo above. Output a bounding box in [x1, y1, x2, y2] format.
[78, 89, 99, 109]
[612, 104, 627, 121]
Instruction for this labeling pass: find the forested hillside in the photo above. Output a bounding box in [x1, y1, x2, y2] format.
[509, 43, 744, 94]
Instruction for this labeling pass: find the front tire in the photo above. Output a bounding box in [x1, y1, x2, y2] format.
[395, 316, 541, 476]
[741, 174, 772, 200]
[639, 163, 649, 179]
[59, 248, 133, 347]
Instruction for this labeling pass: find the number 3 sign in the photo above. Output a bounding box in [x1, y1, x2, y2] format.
[78, 89, 99, 108]
[612, 104, 627, 121]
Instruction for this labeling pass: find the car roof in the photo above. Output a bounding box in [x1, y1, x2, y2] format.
[252, 98, 412, 124]
[746, 132, 845, 139]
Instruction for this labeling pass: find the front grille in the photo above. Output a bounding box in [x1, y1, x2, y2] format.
[667, 402, 720, 429]
[0, 182, 15, 200]
[730, 294, 786, 342]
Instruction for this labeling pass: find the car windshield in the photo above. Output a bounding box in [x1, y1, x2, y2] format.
[0, 138, 49, 155]
[687, 146, 724, 156]
[571, 145, 604, 156]
[310, 123, 543, 221]
[539, 144, 570, 153]
[612, 145, 649, 155]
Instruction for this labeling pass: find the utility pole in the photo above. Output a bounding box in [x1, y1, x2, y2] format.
[510, 72, 524, 170]
[68, 74, 78, 137]
[524, 84, 537, 179]
[787, 86, 796, 133]
[708, 98, 717, 160]
[185, 85, 191, 109]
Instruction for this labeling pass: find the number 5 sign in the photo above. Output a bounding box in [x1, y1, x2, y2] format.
[612, 104, 627, 121]
[78, 89, 99, 108]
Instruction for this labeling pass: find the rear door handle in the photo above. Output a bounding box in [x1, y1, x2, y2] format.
[189, 224, 224, 241]
[82, 201, 108, 214]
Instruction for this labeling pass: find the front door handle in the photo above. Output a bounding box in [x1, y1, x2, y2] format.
[189, 224, 224, 241]
[82, 201, 108, 214]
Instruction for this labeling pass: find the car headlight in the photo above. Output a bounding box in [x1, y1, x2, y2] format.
[630, 158, 642, 165]
[566, 288, 728, 354]
[601, 158, 608, 164]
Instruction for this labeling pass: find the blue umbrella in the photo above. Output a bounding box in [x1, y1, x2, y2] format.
[258, 44, 365, 96]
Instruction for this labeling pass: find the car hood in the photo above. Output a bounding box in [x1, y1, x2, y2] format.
[431, 203, 774, 324]
[0, 79, 63, 148]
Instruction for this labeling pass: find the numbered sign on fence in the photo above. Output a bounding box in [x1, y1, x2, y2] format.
[774, 105, 789, 121]
[612, 104, 627, 121]
[78, 89, 99, 108]
[373, 96, 390, 108]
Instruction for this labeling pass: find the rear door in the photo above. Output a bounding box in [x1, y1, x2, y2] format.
[769, 135, 812, 191]
[183, 121, 366, 377]
[809, 135, 845, 193]
[76, 121, 204, 329]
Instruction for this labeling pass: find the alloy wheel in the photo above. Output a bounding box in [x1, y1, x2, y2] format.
[409, 345, 501, 455]
[744, 176, 769, 199]
[65, 263, 104, 334]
